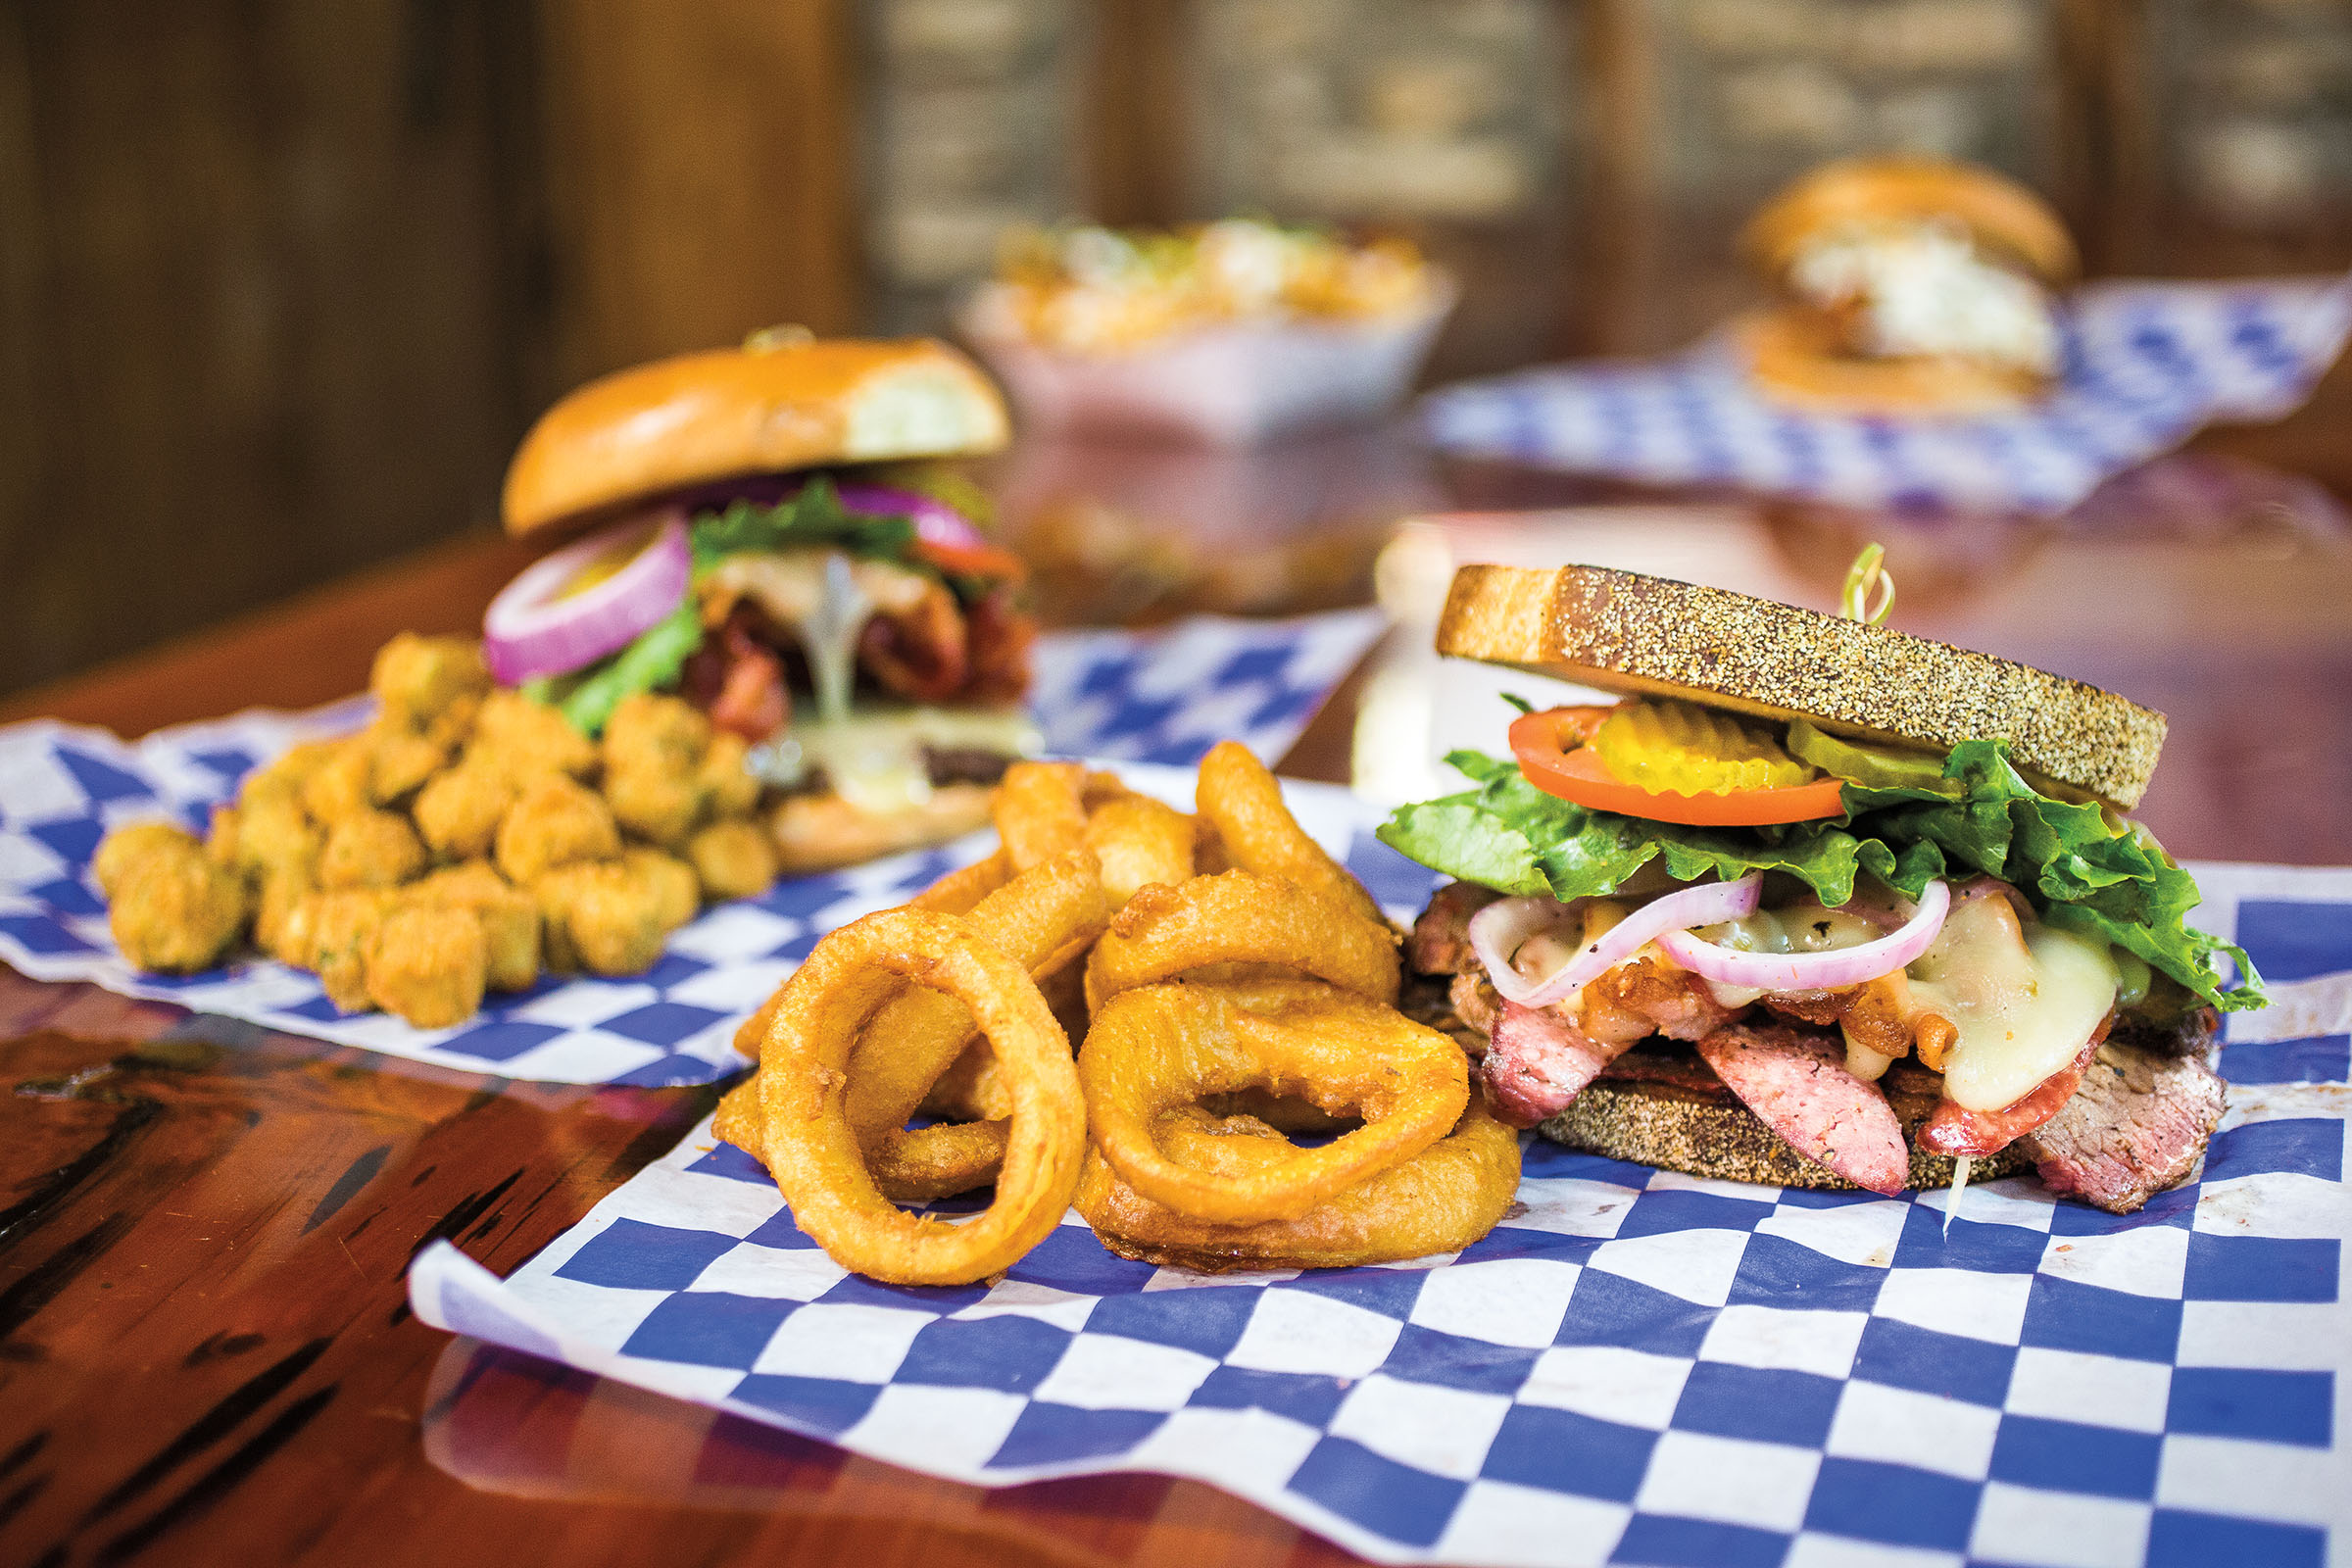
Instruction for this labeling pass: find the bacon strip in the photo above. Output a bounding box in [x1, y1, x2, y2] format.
[1694, 1022, 1910, 1195]
[1917, 1016, 2111, 1159]
[1481, 1003, 1638, 1128]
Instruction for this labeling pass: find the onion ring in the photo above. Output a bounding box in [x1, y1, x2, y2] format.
[1195, 742, 1386, 930]
[746, 906, 1085, 1285]
[1084, 870, 1401, 1011]
[1077, 1102, 1521, 1272]
[1084, 794, 1197, 907]
[909, 850, 1010, 915]
[993, 761, 1091, 871]
[846, 851, 1108, 1201]
[1081, 980, 1468, 1223]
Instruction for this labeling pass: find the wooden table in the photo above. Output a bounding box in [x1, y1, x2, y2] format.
[3, 435, 2349, 1568]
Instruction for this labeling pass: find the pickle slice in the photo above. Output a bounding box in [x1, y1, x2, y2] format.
[1590, 702, 1813, 797]
[1786, 719, 1957, 795]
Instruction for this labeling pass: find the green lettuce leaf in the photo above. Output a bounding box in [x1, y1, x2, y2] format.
[689, 475, 916, 571]
[1376, 737, 2264, 1012]
[553, 603, 705, 738]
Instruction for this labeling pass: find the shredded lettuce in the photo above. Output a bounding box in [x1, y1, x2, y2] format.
[550, 604, 705, 738]
[1377, 737, 2264, 1013]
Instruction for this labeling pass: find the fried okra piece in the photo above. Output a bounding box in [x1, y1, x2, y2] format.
[495, 775, 620, 884]
[371, 633, 491, 730]
[318, 808, 427, 890]
[535, 863, 667, 976]
[603, 763, 703, 848]
[94, 821, 201, 899]
[414, 761, 518, 861]
[699, 731, 760, 818]
[471, 690, 597, 782]
[602, 693, 713, 846]
[223, 782, 320, 883]
[365, 720, 451, 807]
[240, 739, 341, 802]
[254, 863, 316, 962]
[99, 824, 250, 972]
[620, 847, 700, 932]
[279, 889, 389, 1008]
[300, 740, 375, 824]
[365, 904, 488, 1028]
[686, 817, 779, 901]
[408, 860, 540, 991]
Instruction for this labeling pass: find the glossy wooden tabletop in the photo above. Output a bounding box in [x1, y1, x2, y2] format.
[3, 427, 2350, 1568]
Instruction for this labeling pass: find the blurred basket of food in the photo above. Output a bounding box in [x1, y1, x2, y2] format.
[958, 219, 1456, 446]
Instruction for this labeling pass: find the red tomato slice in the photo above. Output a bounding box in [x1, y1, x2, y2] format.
[1507, 707, 1847, 826]
[913, 538, 1029, 583]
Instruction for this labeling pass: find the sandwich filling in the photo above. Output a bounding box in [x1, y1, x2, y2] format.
[484, 467, 1040, 811]
[1381, 694, 2263, 1213]
[1786, 218, 2060, 376]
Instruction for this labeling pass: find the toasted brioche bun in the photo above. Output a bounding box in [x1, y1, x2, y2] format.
[1436, 563, 2166, 808]
[769, 783, 994, 876]
[1741, 157, 2079, 286]
[1738, 307, 2048, 416]
[504, 336, 1011, 538]
[1541, 1065, 2033, 1192]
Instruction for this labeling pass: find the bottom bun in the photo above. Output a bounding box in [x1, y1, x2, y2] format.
[769, 783, 996, 876]
[1539, 1063, 2033, 1192]
[1738, 307, 2047, 416]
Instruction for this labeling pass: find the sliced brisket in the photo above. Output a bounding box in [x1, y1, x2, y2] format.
[1693, 1021, 1910, 1196]
[2020, 1040, 2227, 1213]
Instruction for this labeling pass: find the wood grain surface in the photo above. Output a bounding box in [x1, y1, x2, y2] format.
[2, 441, 2349, 1567]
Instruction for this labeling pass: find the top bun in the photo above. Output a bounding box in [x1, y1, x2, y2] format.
[1741, 157, 2079, 287]
[1436, 564, 2165, 808]
[503, 334, 1011, 537]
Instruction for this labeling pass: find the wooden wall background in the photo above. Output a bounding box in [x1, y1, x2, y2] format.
[3, 0, 2347, 701]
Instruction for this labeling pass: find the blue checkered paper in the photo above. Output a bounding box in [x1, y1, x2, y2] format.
[1424, 274, 2352, 516]
[0, 610, 1383, 1086]
[410, 817, 2352, 1568]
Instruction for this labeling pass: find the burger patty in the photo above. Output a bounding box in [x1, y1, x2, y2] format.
[774, 745, 1021, 800]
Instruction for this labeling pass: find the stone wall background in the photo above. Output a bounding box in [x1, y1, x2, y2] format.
[2149, 0, 2352, 229]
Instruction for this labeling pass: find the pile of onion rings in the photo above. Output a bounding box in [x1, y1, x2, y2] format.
[717, 741, 1522, 1282]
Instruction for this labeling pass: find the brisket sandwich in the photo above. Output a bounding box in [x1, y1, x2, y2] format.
[485, 331, 1037, 873]
[1381, 562, 2264, 1213]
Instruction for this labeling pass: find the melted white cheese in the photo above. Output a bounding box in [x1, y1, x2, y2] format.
[1904, 896, 2120, 1111]
[1788, 220, 2060, 375]
[755, 705, 1041, 814]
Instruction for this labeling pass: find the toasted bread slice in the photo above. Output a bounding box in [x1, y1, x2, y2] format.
[1436, 562, 2165, 808]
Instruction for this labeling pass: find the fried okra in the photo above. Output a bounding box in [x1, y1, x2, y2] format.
[414, 760, 518, 861]
[471, 689, 597, 782]
[99, 824, 250, 972]
[318, 808, 427, 890]
[687, 817, 779, 901]
[279, 888, 389, 1008]
[365, 904, 488, 1028]
[408, 860, 540, 991]
[495, 775, 620, 884]
[372, 633, 491, 730]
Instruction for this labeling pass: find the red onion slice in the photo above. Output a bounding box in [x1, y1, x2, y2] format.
[1658, 878, 1951, 993]
[831, 483, 987, 553]
[1469, 874, 1763, 1009]
[483, 512, 692, 685]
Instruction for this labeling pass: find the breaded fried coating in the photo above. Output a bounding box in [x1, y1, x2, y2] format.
[223, 785, 320, 882]
[699, 732, 760, 818]
[366, 904, 488, 1028]
[604, 763, 703, 847]
[102, 826, 250, 971]
[255, 863, 315, 961]
[686, 817, 778, 901]
[280, 889, 390, 1009]
[318, 808, 427, 890]
[366, 720, 450, 806]
[371, 633, 491, 729]
[495, 775, 620, 884]
[301, 740, 374, 824]
[206, 805, 241, 867]
[471, 690, 596, 782]
[414, 760, 518, 861]
[241, 739, 341, 801]
[94, 821, 199, 899]
[620, 847, 700, 932]
[535, 862, 667, 976]
[408, 860, 540, 991]
[602, 693, 716, 846]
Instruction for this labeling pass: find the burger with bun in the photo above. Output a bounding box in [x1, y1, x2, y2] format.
[485, 330, 1038, 873]
[1738, 157, 2078, 415]
[1381, 556, 2263, 1214]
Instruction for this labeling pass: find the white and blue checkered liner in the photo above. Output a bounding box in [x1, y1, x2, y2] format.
[0, 610, 1384, 1086]
[1423, 274, 2352, 517]
[411, 832, 2352, 1568]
